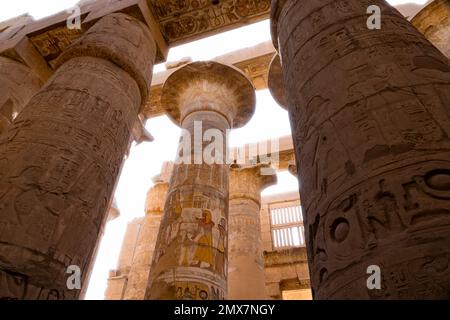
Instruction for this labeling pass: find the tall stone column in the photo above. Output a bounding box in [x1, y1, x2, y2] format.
[79, 199, 120, 299]
[271, 0, 450, 299]
[0, 13, 156, 299]
[412, 0, 450, 58]
[228, 164, 276, 300]
[0, 57, 41, 134]
[146, 62, 255, 300]
[124, 179, 169, 300]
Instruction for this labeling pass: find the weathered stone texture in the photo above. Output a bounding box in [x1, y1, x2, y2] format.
[272, 0, 450, 299]
[0, 13, 155, 299]
[228, 164, 276, 300]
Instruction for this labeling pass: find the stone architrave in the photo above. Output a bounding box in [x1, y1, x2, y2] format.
[146, 61, 256, 300]
[0, 13, 156, 299]
[271, 0, 450, 299]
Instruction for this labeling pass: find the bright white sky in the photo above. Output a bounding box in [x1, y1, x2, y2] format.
[0, 0, 430, 300]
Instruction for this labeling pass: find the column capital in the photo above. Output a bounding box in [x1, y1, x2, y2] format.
[54, 13, 157, 109]
[268, 54, 287, 110]
[230, 163, 277, 203]
[161, 61, 256, 128]
[145, 181, 169, 216]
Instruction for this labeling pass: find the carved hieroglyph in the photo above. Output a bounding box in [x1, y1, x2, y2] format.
[0, 56, 41, 134]
[146, 61, 255, 300]
[412, 0, 450, 58]
[271, 0, 450, 299]
[0, 13, 156, 299]
[123, 180, 169, 300]
[228, 164, 276, 300]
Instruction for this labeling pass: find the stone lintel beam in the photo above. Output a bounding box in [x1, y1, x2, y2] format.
[229, 135, 295, 172]
[261, 190, 301, 206]
[228, 163, 277, 300]
[146, 61, 256, 300]
[0, 0, 168, 67]
[0, 12, 156, 299]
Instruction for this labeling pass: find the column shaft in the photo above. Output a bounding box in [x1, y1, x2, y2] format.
[0, 13, 155, 299]
[148, 112, 230, 300]
[228, 165, 276, 300]
[145, 61, 255, 300]
[0, 57, 41, 134]
[124, 182, 168, 300]
[272, 0, 450, 299]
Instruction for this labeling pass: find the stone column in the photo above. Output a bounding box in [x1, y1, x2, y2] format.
[146, 61, 255, 300]
[79, 199, 120, 299]
[0, 56, 41, 134]
[228, 164, 276, 300]
[124, 179, 169, 300]
[105, 217, 142, 300]
[412, 0, 450, 58]
[271, 0, 450, 299]
[0, 13, 156, 299]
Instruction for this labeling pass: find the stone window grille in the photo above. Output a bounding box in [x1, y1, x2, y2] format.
[270, 204, 305, 249]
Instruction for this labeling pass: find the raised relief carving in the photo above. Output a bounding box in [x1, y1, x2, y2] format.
[149, 0, 270, 44]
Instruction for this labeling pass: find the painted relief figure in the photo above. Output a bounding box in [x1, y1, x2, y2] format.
[215, 217, 227, 277]
[177, 207, 203, 266]
[192, 209, 215, 268]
